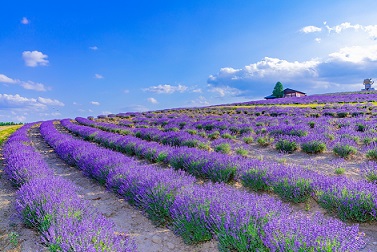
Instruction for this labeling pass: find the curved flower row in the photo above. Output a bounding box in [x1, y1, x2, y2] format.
[69, 117, 377, 222]
[3, 123, 135, 251]
[41, 120, 366, 251]
[65, 118, 238, 183]
[86, 112, 377, 161]
[128, 112, 377, 156]
[115, 104, 377, 156]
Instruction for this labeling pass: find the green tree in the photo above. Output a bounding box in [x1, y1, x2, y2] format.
[272, 81, 284, 98]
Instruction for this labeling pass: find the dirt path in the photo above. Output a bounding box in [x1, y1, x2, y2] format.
[0, 149, 48, 252]
[28, 126, 218, 252]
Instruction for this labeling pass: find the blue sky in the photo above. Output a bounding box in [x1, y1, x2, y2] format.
[1, 0, 377, 122]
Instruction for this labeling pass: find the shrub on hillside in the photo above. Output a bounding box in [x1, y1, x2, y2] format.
[240, 169, 271, 191]
[208, 131, 220, 140]
[275, 139, 298, 153]
[361, 161, 377, 183]
[273, 178, 313, 203]
[235, 147, 248, 157]
[301, 141, 326, 154]
[186, 129, 197, 135]
[243, 136, 254, 144]
[336, 111, 349, 118]
[366, 148, 377, 161]
[318, 188, 375, 222]
[333, 144, 357, 159]
[221, 133, 235, 139]
[257, 136, 274, 147]
[214, 143, 231, 154]
[356, 123, 366, 132]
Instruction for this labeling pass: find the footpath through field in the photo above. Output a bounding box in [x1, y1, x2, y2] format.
[28, 125, 218, 252]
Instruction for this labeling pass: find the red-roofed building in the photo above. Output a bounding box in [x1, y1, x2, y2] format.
[283, 88, 306, 98]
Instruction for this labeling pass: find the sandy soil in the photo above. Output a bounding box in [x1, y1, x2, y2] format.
[26, 126, 218, 252]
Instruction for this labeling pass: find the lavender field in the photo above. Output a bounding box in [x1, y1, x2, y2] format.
[3, 92, 377, 251]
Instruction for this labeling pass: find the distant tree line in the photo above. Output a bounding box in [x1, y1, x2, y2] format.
[0, 122, 23, 126]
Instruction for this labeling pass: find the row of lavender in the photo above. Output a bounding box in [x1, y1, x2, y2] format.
[110, 105, 377, 159]
[2, 123, 135, 251]
[69, 118, 377, 222]
[83, 114, 377, 183]
[42, 119, 366, 251]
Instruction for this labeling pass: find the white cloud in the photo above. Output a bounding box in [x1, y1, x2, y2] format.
[124, 89, 130, 94]
[192, 88, 202, 93]
[15, 115, 27, 122]
[0, 74, 16, 83]
[0, 73, 48, 91]
[20, 81, 47, 91]
[208, 85, 243, 97]
[38, 112, 62, 117]
[190, 96, 210, 106]
[21, 17, 29, 25]
[300, 25, 322, 33]
[328, 45, 377, 63]
[91, 101, 100, 105]
[37, 97, 64, 106]
[89, 46, 98, 50]
[0, 94, 63, 114]
[303, 22, 377, 40]
[94, 74, 104, 79]
[208, 57, 319, 86]
[143, 84, 188, 94]
[325, 22, 363, 34]
[121, 104, 149, 112]
[364, 25, 377, 40]
[207, 21, 377, 98]
[0, 94, 43, 109]
[207, 48, 377, 96]
[147, 97, 158, 104]
[22, 51, 49, 67]
[245, 57, 319, 78]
